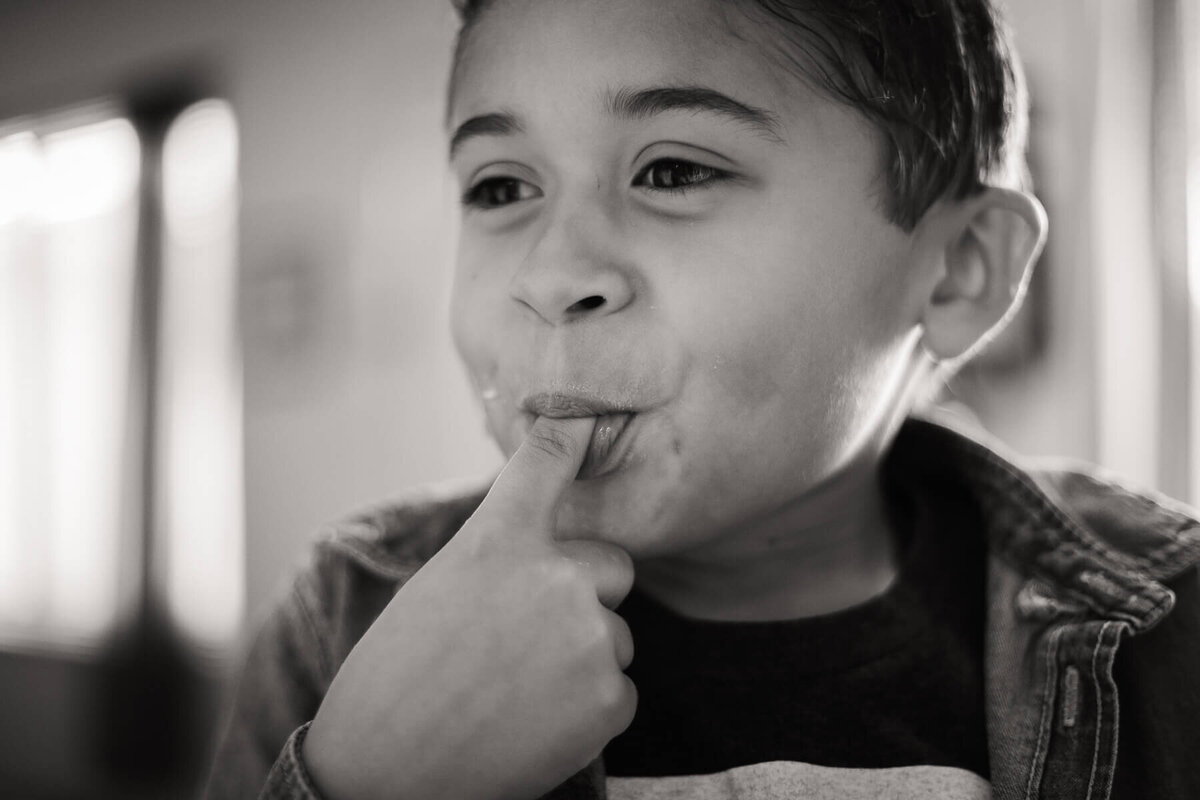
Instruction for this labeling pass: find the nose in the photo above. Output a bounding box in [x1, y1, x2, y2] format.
[509, 209, 635, 325]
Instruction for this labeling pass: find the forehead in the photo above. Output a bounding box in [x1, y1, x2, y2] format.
[449, 0, 808, 128]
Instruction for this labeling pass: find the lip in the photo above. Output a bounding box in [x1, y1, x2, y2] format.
[522, 390, 634, 418]
[520, 391, 642, 480]
[577, 412, 638, 480]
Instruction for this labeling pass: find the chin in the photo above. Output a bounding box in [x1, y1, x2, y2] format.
[553, 461, 698, 557]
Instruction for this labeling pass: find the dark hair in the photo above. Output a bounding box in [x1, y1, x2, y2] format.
[449, 0, 1029, 230]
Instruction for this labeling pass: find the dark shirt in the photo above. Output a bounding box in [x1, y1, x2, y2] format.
[606, 443, 990, 780]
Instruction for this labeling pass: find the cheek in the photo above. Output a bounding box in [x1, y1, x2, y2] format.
[449, 290, 489, 388]
[450, 244, 512, 378]
[663, 239, 827, 421]
[449, 272, 515, 449]
[664, 214, 903, 471]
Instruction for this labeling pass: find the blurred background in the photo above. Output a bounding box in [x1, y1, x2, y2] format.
[0, 0, 1197, 797]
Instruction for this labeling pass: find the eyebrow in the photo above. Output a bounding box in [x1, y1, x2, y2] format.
[448, 85, 784, 158]
[448, 112, 524, 158]
[607, 86, 783, 142]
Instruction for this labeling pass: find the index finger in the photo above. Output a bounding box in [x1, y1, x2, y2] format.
[481, 415, 595, 524]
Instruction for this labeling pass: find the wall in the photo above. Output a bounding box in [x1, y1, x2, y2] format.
[0, 0, 501, 637]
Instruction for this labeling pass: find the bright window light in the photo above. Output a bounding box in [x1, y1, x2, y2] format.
[0, 113, 140, 649]
[160, 100, 244, 650]
[1187, 0, 1200, 505]
[39, 119, 141, 224]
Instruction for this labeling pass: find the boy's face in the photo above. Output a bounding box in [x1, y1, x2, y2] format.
[448, 0, 921, 554]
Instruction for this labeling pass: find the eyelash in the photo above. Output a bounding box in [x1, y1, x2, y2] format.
[461, 158, 728, 210]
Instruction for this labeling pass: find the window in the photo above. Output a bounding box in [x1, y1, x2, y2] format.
[159, 99, 244, 650]
[0, 99, 243, 653]
[0, 110, 141, 648]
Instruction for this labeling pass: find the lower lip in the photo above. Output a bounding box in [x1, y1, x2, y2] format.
[577, 412, 638, 480]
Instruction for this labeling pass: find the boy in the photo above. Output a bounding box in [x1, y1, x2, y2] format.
[206, 1, 1200, 798]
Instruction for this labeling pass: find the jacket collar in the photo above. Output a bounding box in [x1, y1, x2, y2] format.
[896, 413, 1200, 633]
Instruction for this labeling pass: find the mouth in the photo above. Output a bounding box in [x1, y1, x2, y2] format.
[578, 412, 637, 480]
[522, 392, 640, 480]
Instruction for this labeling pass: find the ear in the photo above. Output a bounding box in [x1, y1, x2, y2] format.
[916, 187, 1048, 363]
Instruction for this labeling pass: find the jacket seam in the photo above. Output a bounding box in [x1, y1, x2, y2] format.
[1138, 526, 1200, 576]
[320, 536, 421, 582]
[970, 444, 1176, 630]
[956, 426, 1200, 589]
[1041, 572, 1174, 631]
[973, 443, 1145, 575]
[1024, 623, 1064, 800]
[292, 578, 334, 685]
[1084, 621, 1107, 800]
[1088, 621, 1124, 800]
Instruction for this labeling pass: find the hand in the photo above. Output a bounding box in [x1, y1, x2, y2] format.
[303, 416, 637, 800]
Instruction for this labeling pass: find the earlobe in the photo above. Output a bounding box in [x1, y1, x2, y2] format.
[920, 187, 1048, 363]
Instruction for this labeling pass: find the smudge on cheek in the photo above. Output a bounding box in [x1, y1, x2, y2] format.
[708, 329, 791, 415]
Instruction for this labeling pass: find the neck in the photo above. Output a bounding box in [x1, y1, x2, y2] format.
[635, 442, 902, 623]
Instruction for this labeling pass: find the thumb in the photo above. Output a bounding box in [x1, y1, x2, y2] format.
[482, 415, 595, 525]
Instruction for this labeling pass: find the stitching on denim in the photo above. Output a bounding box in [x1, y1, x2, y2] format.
[292, 579, 333, 685]
[910, 419, 1200, 586]
[1060, 666, 1080, 728]
[288, 721, 325, 799]
[1140, 525, 1200, 576]
[1045, 571, 1172, 631]
[1061, 469, 1198, 531]
[1025, 624, 1062, 800]
[992, 518, 1171, 628]
[953, 431, 1150, 578]
[1100, 622, 1123, 800]
[1084, 621, 1123, 800]
[1085, 622, 1105, 800]
[961, 439, 1176, 628]
[980, 464, 1190, 631]
[972, 442, 1143, 572]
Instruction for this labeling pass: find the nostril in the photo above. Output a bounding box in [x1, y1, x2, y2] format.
[568, 295, 606, 313]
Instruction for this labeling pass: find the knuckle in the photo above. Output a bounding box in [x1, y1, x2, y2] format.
[540, 556, 583, 589]
[619, 676, 638, 724]
[613, 616, 634, 657]
[584, 614, 611, 649]
[608, 543, 633, 570]
[596, 672, 628, 713]
[596, 674, 638, 729]
[594, 541, 633, 575]
[566, 610, 613, 663]
[610, 548, 635, 585]
[539, 560, 595, 613]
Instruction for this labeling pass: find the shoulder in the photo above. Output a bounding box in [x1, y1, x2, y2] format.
[284, 478, 490, 678]
[1023, 459, 1200, 584]
[901, 412, 1200, 586]
[310, 477, 491, 581]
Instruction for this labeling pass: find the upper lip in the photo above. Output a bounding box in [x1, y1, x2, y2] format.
[522, 391, 636, 419]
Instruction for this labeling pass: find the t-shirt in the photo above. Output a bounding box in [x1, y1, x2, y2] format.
[603, 449, 991, 798]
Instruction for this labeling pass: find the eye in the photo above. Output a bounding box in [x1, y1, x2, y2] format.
[633, 159, 726, 193]
[462, 177, 541, 210]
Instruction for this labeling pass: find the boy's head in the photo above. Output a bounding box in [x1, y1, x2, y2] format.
[444, 0, 1046, 553]
[450, 0, 1032, 230]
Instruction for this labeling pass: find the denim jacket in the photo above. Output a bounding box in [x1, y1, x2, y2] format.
[203, 416, 1200, 800]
